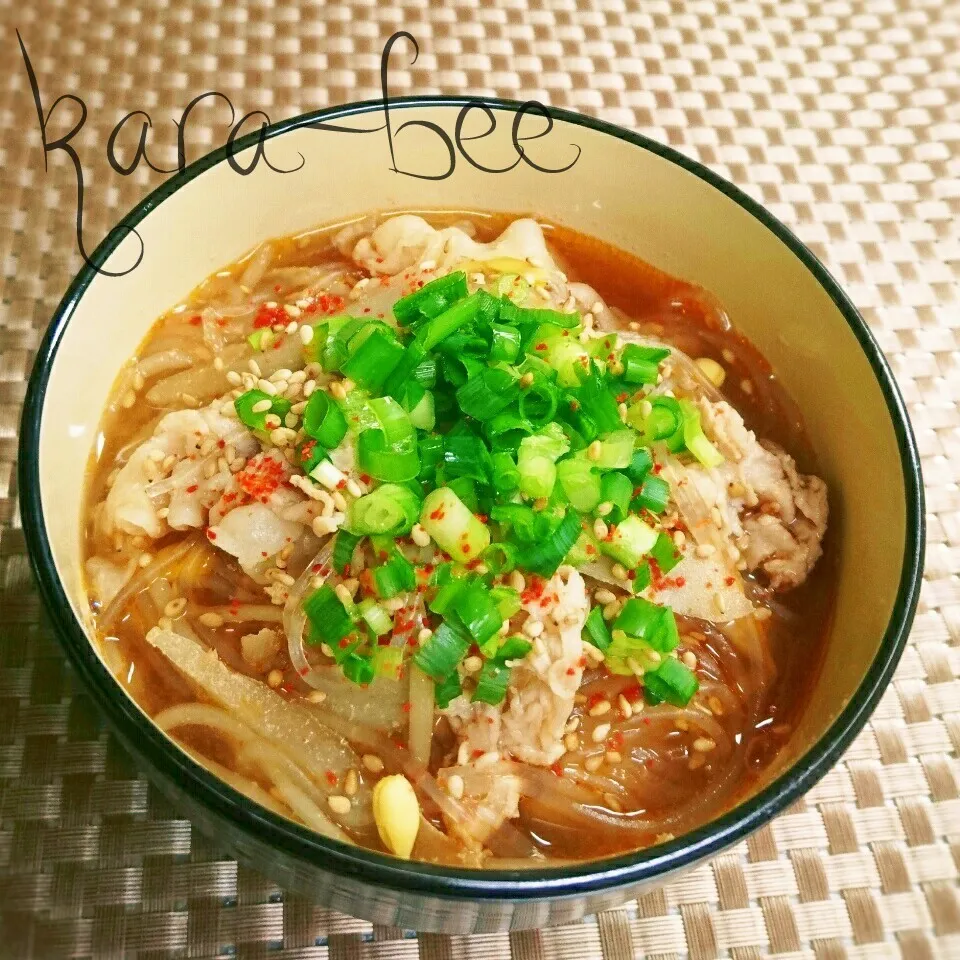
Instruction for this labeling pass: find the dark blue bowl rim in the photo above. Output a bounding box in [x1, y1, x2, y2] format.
[18, 96, 924, 902]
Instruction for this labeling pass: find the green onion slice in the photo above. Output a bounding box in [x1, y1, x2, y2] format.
[414, 621, 470, 682]
[302, 391, 348, 449]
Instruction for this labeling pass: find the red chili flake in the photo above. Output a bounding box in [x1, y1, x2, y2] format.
[550, 762, 564, 777]
[675, 577, 686, 587]
[359, 473, 372, 485]
[336, 479, 347, 490]
[476, 514, 488, 524]
[652, 462, 663, 474]
[616, 392, 629, 403]
[608, 730, 625, 749]
[402, 702, 412, 714]
[561, 329, 569, 337]
[261, 551, 268, 558]
[724, 576, 735, 586]
[565, 667, 576, 676]
[253, 303, 287, 329]
[586, 692, 605, 711]
[569, 399, 580, 411]
[185, 484, 199, 494]
[461, 544, 470, 554]
[429, 507, 445, 521]
[299, 666, 309, 677]
[338, 638, 351, 649]
[535, 342, 547, 351]
[272, 337, 285, 350]
[189, 314, 202, 326]
[206, 529, 217, 540]
[471, 749, 484, 760]
[311, 563, 323, 573]
[627, 569, 636, 580]
[325, 771, 338, 786]
[586, 544, 597, 555]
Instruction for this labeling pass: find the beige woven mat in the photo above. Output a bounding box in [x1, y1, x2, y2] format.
[1, 0, 959, 956]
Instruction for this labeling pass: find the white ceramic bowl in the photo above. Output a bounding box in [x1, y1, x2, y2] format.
[19, 98, 924, 932]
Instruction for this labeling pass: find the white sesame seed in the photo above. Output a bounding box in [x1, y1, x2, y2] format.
[198, 612, 224, 628]
[362, 754, 383, 773]
[592, 723, 611, 743]
[446, 774, 464, 800]
[693, 737, 716, 753]
[588, 700, 611, 717]
[300, 325, 314, 345]
[328, 795, 351, 815]
[163, 597, 187, 619]
[584, 754, 604, 772]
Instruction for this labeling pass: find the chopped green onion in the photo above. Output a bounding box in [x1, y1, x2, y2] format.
[521, 509, 581, 576]
[332, 530, 363, 574]
[621, 343, 670, 385]
[679, 399, 724, 467]
[342, 653, 375, 686]
[247, 328, 273, 351]
[517, 423, 570, 499]
[644, 657, 699, 706]
[453, 579, 503, 646]
[443, 433, 493, 485]
[447, 476, 479, 513]
[600, 514, 658, 569]
[234, 390, 292, 433]
[349, 484, 421, 536]
[518, 375, 560, 428]
[340, 328, 404, 392]
[491, 451, 520, 497]
[556, 458, 602, 512]
[500, 302, 581, 330]
[489, 323, 522, 363]
[495, 635, 532, 661]
[489, 585, 522, 620]
[600, 471, 633, 523]
[633, 474, 670, 514]
[296, 438, 326, 475]
[632, 396, 684, 451]
[456, 367, 520, 421]
[574, 361, 622, 434]
[384, 339, 429, 400]
[614, 597, 664, 640]
[429, 575, 468, 617]
[583, 605, 613, 651]
[357, 397, 419, 482]
[434, 669, 463, 708]
[357, 597, 393, 636]
[485, 411, 534, 453]
[483, 541, 518, 575]
[420, 487, 491, 561]
[303, 585, 353, 645]
[420, 291, 484, 351]
[441, 352, 486, 389]
[374, 549, 417, 599]
[414, 621, 470, 682]
[407, 389, 436, 431]
[626, 448, 654, 484]
[393, 271, 468, 326]
[472, 659, 511, 705]
[418, 434, 444, 480]
[302, 391, 348, 448]
[371, 645, 404, 680]
[318, 316, 367, 371]
[650, 532, 683, 574]
[594, 429, 635, 469]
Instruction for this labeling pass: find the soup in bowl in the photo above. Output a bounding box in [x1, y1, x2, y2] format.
[20, 100, 923, 931]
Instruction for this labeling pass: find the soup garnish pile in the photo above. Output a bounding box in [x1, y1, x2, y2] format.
[85, 213, 830, 866]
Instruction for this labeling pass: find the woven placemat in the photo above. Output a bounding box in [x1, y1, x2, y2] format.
[1, 1, 958, 956]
